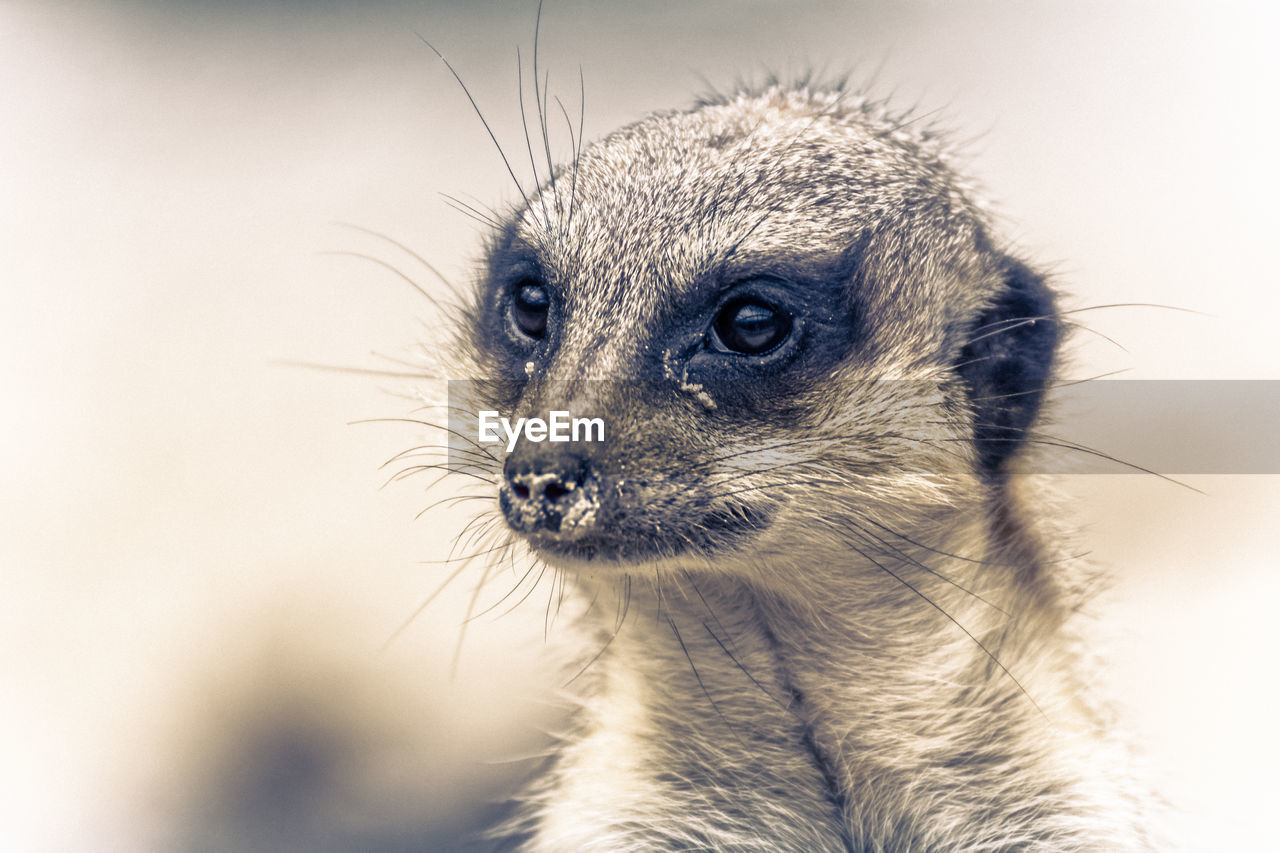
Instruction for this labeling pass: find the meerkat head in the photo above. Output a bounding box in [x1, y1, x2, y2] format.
[458, 83, 1059, 583]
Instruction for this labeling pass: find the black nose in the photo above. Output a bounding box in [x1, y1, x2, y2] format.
[500, 445, 599, 536]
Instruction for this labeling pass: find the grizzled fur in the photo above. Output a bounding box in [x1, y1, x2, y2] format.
[448, 83, 1154, 851]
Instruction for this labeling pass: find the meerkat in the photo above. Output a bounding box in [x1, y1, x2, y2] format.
[434, 79, 1155, 852]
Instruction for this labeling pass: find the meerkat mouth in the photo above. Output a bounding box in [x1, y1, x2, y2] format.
[519, 502, 775, 567]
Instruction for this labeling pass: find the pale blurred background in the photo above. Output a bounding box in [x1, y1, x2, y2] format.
[2, 1, 1277, 850]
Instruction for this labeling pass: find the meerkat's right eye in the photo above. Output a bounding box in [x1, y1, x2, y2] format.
[511, 280, 550, 339]
[711, 297, 793, 355]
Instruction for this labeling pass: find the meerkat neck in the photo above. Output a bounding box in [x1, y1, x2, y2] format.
[532, 575, 852, 852]
[528, 514, 1128, 852]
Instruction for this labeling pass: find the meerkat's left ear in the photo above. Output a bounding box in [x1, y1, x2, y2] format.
[956, 257, 1061, 477]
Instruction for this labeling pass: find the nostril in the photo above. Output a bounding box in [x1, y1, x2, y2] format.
[507, 471, 579, 504]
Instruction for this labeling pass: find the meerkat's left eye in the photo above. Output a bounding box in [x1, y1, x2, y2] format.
[511, 280, 550, 339]
[711, 298, 793, 355]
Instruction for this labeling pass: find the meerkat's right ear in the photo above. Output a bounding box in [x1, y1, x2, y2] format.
[956, 257, 1061, 477]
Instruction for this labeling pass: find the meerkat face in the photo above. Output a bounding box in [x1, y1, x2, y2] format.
[461, 85, 1058, 576]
